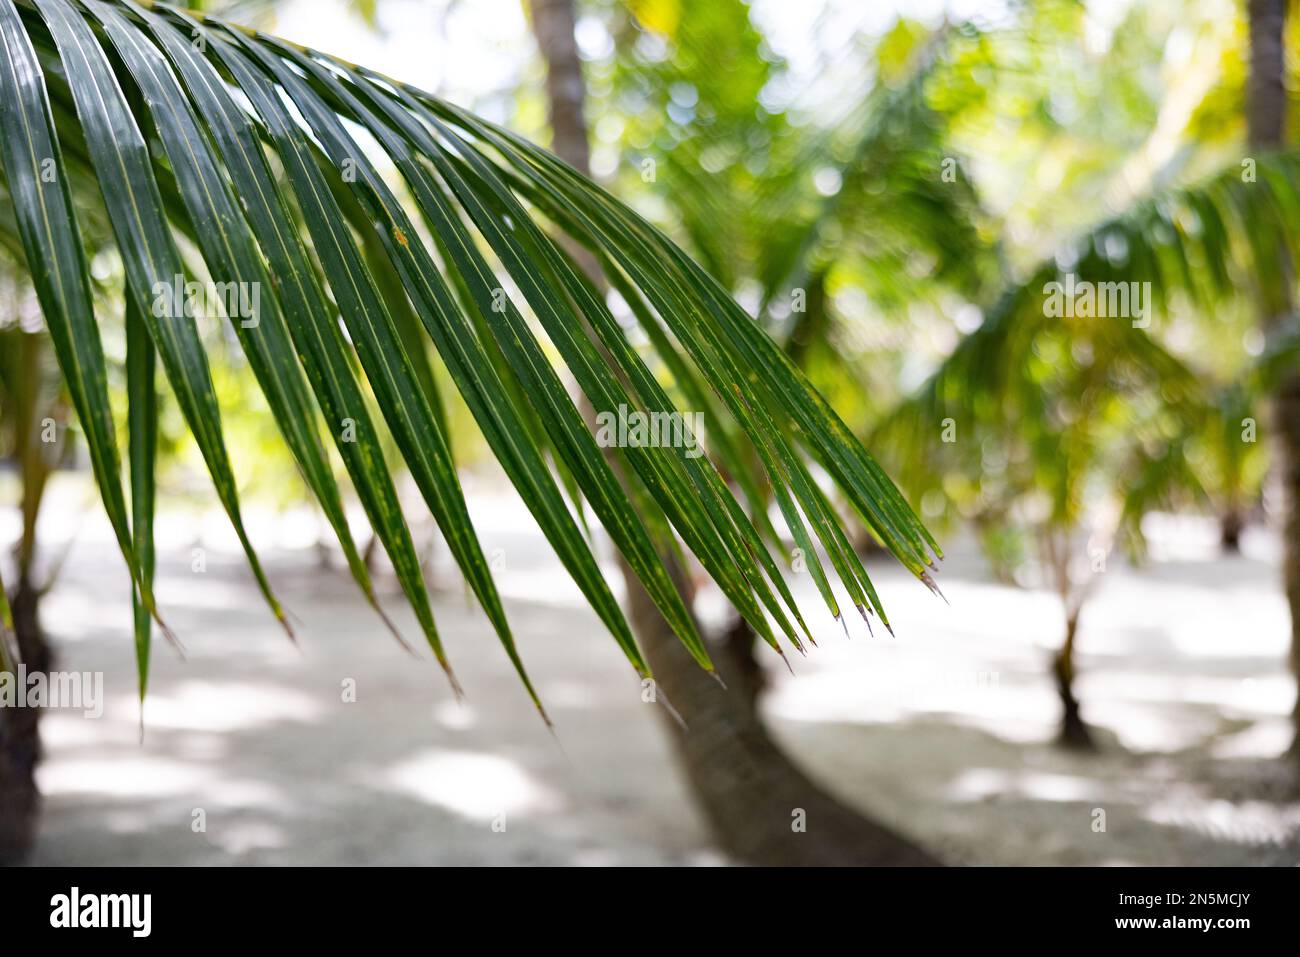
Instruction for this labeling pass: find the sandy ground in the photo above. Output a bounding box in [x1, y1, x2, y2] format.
[10, 481, 1300, 865]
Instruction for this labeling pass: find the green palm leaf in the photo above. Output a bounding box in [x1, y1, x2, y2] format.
[0, 0, 939, 713]
[28, 0, 288, 636]
[125, 289, 157, 698]
[0, 0, 166, 634]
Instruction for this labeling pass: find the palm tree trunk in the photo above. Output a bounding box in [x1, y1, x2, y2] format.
[629, 556, 938, 864]
[528, 0, 937, 864]
[1220, 506, 1244, 554]
[0, 569, 48, 865]
[1246, 0, 1300, 759]
[1043, 529, 1094, 749]
[1277, 378, 1300, 756]
[0, 331, 50, 865]
[1052, 608, 1093, 750]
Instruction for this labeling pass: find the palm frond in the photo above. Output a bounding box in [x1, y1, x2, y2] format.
[0, 0, 938, 714]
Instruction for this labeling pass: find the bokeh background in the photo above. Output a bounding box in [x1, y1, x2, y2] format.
[3, 0, 1299, 865]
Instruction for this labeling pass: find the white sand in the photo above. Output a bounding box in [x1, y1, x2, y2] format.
[13, 483, 1300, 865]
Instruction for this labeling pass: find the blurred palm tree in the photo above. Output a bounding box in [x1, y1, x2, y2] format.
[1245, 0, 1300, 764]
[657, 0, 1300, 752]
[876, 133, 1300, 747]
[602, 0, 1300, 752]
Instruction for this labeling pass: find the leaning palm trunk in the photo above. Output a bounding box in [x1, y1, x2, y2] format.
[1246, 0, 1300, 761]
[529, 0, 937, 865]
[628, 566, 938, 864]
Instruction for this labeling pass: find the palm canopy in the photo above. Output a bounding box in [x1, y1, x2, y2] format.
[874, 146, 1300, 551]
[0, 0, 939, 719]
[594, 9, 1000, 498]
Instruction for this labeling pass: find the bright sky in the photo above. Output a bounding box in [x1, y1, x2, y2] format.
[251, 0, 1109, 118]
[268, 0, 532, 121]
